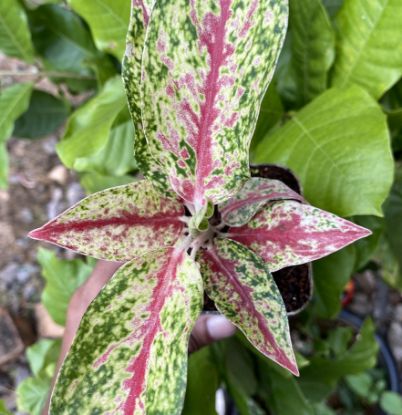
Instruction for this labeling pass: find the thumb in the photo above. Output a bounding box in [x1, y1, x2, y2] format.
[189, 314, 236, 353]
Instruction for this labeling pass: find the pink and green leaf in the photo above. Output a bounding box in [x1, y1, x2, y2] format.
[122, 0, 172, 195]
[198, 238, 298, 375]
[141, 0, 288, 213]
[50, 247, 203, 414]
[28, 181, 185, 261]
[219, 177, 304, 226]
[228, 200, 371, 272]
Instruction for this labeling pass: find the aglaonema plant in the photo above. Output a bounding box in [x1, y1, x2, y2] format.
[29, 0, 371, 413]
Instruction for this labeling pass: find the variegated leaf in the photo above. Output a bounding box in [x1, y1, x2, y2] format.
[198, 238, 298, 375]
[227, 200, 371, 272]
[28, 181, 185, 261]
[122, 0, 172, 195]
[50, 247, 203, 414]
[219, 177, 303, 226]
[141, 0, 288, 214]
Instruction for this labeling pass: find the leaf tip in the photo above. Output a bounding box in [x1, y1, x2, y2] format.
[28, 224, 51, 242]
[277, 352, 299, 377]
[351, 223, 372, 241]
[289, 362, 300, 377]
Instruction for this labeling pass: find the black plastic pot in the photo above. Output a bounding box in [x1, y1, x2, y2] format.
[203, 164, 314, 316]
[251, 164, 313, 316]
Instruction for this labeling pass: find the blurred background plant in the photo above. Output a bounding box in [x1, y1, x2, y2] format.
[0, 0, 401, 414]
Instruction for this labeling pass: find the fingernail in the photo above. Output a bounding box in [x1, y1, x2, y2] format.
[206, 315, 236, 340]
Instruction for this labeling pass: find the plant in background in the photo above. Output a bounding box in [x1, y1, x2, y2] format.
[28, 0, 372, 413]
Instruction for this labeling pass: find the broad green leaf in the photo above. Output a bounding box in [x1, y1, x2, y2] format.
[123, 0, 171, 196]
[29, 180, 185, 261]
[352, 215, 384, 271]
[13, 90, 69, 139]
[183, 347, 219, 415]
[68, 0, 130, 59]
[0, 83, 32, 188]
[16, 338, 59, 415]
[220, 338, 261, 415]
[25, 0, 61, 6]
[0, 83, 33, 143]
[37, 248, 94, 326]
[26, 339, 61, 377]
[289, 0, 335, 104]
[313, 245, 356, 318]
[141, 0, 288, 213]
[16, 372, 52, 415]
[0, 400, 12, 415]
[300, 319, 379, 385]
[219, 177, 303, 227]
[198, 238, 298, 376]
[249, 82, 284, 155]
[80, 172, 134, 194]
[380, 392, 402, 415]
[345, 373, 373, 399]
[383, 165, 402, 272]
[313, 403, 336, 415]
[57, 77, 127, 168]
[274, 33, 299, 107]
[375, 165, 402, 288]
[50, 248, 203, 414]
[0, 0, 34, 61]
[322, 0, 343, 18]
[228, 200, 369, 272]
[0, 143, 7, 189]
[258, 362, 314, 415]
[73, 117, 137, 176]
[28, 4, 102, 90]
[253, 86, 394, 217]
[331, 0, 402, 99]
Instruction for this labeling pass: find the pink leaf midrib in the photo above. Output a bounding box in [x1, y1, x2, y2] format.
[189, 0, 234, 207]
[121, 249, 184, 414]
[134, 0, 150, 26]
[228, 212, 370, 254]
[29, 212, 184, 240]
[204, 244, 297, 373]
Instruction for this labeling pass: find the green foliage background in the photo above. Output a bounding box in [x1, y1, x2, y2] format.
[1, 0, 402, 414]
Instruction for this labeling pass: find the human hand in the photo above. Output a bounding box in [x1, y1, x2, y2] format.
[65, 260, 236, 353]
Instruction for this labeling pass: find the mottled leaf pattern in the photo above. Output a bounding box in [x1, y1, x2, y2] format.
[228, 200, 371, 272]
[123, 0, 172, 195]
[219, 177, 303, 226]
[50, 248, 203, 414]
[29, 181, 185, 261]
[198, 238, 298, 375]
[141, 0, 288, 212]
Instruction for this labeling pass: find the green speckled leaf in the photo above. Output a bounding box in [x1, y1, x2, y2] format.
[198, 238, 298, 375]
[123, 0, 172, 196]
[50, 247, 203, 414]
[29, 180, 185, 261]
[141, 0, 288, 213]
[228, 200, 370, 272]
[219, 177, 303, 226]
